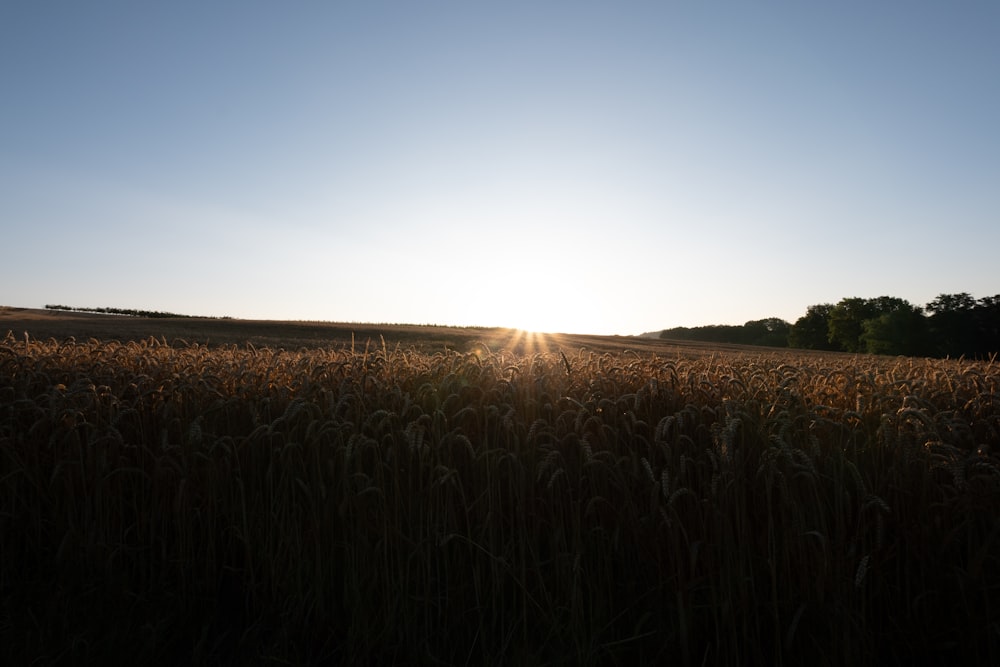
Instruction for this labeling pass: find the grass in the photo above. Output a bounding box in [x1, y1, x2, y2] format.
[1, 317, 998, 665]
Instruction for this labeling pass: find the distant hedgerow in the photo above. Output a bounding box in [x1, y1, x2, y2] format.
[43, 304, 218, 319]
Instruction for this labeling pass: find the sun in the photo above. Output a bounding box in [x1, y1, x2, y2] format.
[502, 327, 554, 356]
[483, 272, 582, 336]
[505, 303, 563, 337]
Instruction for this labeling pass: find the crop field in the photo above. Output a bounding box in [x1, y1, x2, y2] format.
[2, 314, 999, 665]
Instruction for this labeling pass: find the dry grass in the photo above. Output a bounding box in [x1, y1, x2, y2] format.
[1, 328, 999, 665]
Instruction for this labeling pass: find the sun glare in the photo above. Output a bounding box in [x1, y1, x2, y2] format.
[483, 267, 585, 336]
[503, 327, 555, 356]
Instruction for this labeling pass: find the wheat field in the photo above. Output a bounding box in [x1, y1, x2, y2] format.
[2, 331, 998, 665]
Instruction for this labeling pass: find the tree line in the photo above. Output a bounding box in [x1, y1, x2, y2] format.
[660, 293, 999, 358]
[44, 304, 203, 319]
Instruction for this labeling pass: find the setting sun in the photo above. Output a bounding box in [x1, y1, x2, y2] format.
[504, 327, 555, 356]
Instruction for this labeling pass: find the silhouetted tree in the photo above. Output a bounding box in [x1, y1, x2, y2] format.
[827, 298, 879, 352]
[926, 293, 977, 357]
[659, 320, 789, 347]
[662, 292, 995, 358]
[789, 304, 837, 350]
[827, 297, 925, 354]
[743, 318, 791, 347]
[972, 295, 1000, 357]
[861, 301, 930, 356]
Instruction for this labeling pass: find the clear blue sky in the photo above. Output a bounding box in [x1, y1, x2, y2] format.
[3, 1, 998, 334]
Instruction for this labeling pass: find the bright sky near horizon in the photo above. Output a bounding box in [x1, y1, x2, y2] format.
[2, 2, 998, 335]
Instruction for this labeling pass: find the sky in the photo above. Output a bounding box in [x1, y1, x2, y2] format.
[2, 1, 998, 335]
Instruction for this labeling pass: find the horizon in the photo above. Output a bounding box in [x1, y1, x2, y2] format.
[14, 289, 996, 340]
[3, 2, 998, 336]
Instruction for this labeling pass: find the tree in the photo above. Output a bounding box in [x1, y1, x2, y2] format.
[972, 295, 1000, 357]
[827, 296, 927, 354]
[743, 318, 791, 347]
[926, 293, 977, 357]
[827, 298, 878, 352]
[860, 301, 930, 356]
[789, 304, 837, 350]
[659, 291, 994, 358]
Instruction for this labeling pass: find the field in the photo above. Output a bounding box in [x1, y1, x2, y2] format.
[0, 306, 752, 356]
[2, 308, 999, 665]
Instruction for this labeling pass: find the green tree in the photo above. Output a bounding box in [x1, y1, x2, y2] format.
[926, 293, 977, 357]
[743, 318, 791, 347]
[860, 301, 930, 356]
[789, 304, 837, 350]
[973, 295, 1000, 357]
[828, 296, 924, 354]
[827, 298, 878, 352]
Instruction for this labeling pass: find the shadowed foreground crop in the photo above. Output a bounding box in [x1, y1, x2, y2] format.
[2, 333, 999, 665]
